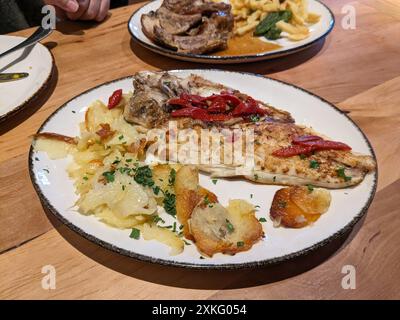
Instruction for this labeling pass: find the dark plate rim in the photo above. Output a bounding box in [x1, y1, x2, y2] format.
[28, 70, 378, 270]
[0, 36, 55, 124]
[127, 0, 335, 62]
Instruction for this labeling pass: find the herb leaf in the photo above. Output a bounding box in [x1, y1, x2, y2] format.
[163, 191, 176, 216]
[226, 219, 234, 233]
[102, 171, 115, 183]
[336, 167, 352, 181]
[309, 160, 320, 169]
[134, 165, 154, 187]
[129, 228, 140, 240]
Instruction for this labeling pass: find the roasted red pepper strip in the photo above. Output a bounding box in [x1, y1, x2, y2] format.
[171, 107, 231, 122]
[171, 106, 204, 117]
[180, 93, 207, 106]
[108, 89, 123, 109]
[232, 97, 268, 116]
[296, 139, 352, 151]
[207, 93, 242, 107]
[167, 98, 190, 107]
[292, 135, 323, 143]
[272, 145, 315, 157]
[208, 96, 228, 113]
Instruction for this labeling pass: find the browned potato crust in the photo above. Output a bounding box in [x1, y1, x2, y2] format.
[175, 166, 217, 239]
[270, 186, 331, 228]
[190, 200, 263, 257]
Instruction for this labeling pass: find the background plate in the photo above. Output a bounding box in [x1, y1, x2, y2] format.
[29, 70, 377, 269]
[128, 0, 334, 64]
[0, 35, 53, 123]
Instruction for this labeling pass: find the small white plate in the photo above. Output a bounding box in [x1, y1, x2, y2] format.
[128, 0, 334, 64]
[29, 70, 377, 269]
[0, 35, 53, 123]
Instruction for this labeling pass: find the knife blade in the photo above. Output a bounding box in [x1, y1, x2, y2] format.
[0, 72, 29, 83]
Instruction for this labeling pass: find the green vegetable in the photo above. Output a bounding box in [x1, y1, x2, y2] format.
[309, 160, 320, 169]
[134, 165, 154, 187]
[254, 10, 292, 40]
[168, 168, 176, 186]
[336, 167, 352, 181]
[163, 191, 176, 216]
[212, 179, 218, 185]
[307, 184, 314, 193]
[102, 171, 115, 183]
[152, 185, 161, 195]
[237, 241, 244, 247]
[250, 114, 260, 122]
[259, 217, 267, 223]
[152, 215, 165, 224]
[226, 219, 235, 233]
[129, 228, 140, 240]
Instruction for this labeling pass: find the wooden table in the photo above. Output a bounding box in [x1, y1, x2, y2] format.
[1, 0, 399, 299]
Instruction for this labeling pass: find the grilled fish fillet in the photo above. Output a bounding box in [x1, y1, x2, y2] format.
[124, 71, 376, 189]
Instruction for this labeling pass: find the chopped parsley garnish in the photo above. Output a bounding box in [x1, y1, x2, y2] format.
[35, 157, 39, 161]
[152, 215, 165, 224]
[172, 222, 177, 232]
[307, 184, 314, 193]
[250, 114, 260, 123]
[336, 167, 352, 181]
[237, 241, 244, 247]
[118, 135, 124, 140]
[83, 176, 89, 181]
[211, 179, 218, 185]
[152, 185, 161, 195]
[168, 168, 176, 186]
[72, 110, 76, 113]
[258, 217, 267, 222]
[309, 160, 320, 169]
[203, 195, 213, 208]
[299, 154, 307, 160]
[254, 173, 259, 180]
[226, 219, 234, 233]
[250, 193, 253, 198]
[102, 171, 115, 183]
[43, 169, 49, 173]
[112, 159, 120, 165]
[118, 167, 132, 175]
[162, 225, 172, 229]
[122, 185, 126, 191]
[200, 256, 205, 259]
[129, 228, 140, 240]
[163, 191, 176, 216]
[273, 176, 276, 182]
[134, 165, 154, 187]
[126, 158, 133, 162]
[179, 225, 184, 230]
[183, 240, 191, 245]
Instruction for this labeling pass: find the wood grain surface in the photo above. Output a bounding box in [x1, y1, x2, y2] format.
[0, 0, 399, 299]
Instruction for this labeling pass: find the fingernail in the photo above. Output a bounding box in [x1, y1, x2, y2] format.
[67, 0, 79, 12]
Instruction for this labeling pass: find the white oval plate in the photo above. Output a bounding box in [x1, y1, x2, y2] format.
[29, 70, 377, 269]
[128, 0, 334, 64]
[0, 35, 53, 123]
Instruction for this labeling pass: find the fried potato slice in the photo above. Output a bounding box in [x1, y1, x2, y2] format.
[174, 166, 217, 240]
[189, 199, 263, 257]
[270, 186, 331, 228]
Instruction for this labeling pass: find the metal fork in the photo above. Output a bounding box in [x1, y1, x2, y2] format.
[0, 26, 53, 60]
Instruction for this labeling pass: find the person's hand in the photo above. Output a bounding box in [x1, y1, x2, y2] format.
[44, 0, 110, 22]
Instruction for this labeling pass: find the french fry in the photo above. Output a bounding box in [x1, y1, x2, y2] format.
[227, 0, 319, 40]
[236, 21, 259, 36]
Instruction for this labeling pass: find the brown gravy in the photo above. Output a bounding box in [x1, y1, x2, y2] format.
[215, 32, 281, 56]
